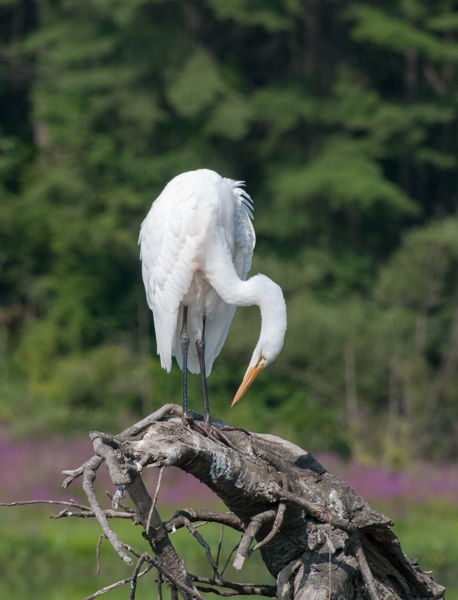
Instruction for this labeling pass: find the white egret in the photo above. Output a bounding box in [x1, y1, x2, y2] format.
[139, 169, 286, 428]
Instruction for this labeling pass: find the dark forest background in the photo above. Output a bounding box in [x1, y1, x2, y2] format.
[2, 0, 458, 466]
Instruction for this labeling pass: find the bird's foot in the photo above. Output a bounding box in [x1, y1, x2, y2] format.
[219, 424, 251, 436]
[182, 414, 250, 453]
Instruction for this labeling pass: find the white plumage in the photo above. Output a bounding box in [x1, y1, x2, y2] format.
[140, 169, 255, 375]
[139, 169, 286, 409]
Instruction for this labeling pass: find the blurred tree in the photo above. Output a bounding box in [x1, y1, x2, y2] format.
[1, 0, 458, 463]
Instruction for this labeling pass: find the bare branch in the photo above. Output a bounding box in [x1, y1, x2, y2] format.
[147, 466, 164, 532]
[62, 454, 103, 489]
[221, 543, 240, 577]
[117, 403, 180, 439]
[351, 533, 381, 600]
[90, 432, 133, 486]
[233, 510, 276, 571]
[126, 475, 200, 600]
[0, 499, 91, 510]
[192, 576, 276, 597]
[121, 542, 143, 558]
[106, 490, 137, 514]
[130, 552, 151, 600]
[62, 405, 179, 490]
[276, 559, 302, 600]
[279, 489, 355, 533]
[182, 516, 223, 581]
[158, 571, 163, 600]
[195, 587, 256, 597]
[216, 524, 224, 570]
[83, 564, 154, 600]
[251, 502, 286, 553]
[167, 509, 244, 533]
[96, 534, 106, 575]
[49, 508, 134, 520]
[82, 464, 133, 565]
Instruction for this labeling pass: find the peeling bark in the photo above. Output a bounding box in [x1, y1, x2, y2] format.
[105, 409, 444, 600]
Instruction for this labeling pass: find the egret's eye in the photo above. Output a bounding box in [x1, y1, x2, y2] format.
[257, 354, 267, 369]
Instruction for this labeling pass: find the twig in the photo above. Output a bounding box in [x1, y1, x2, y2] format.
[111, 485, 127, 509]
[233, 510, 276, 571]
[83, 565, 154, 600]
[126, 475, 161, 529]
[150, 557, 206, 600]
[221, 543, 240, 577]
[279, 490, 355, 533]
[276, 558, 302, 600]
[126, 477, 205, 600]
[215, 524, 224, 570]
[0, 499, 134, 522]
[192, 576, 276, 597]
[121, 542, 143, 558]
[195, 587, 248, 597]
[351, 533, 381, 600]
[62, 404, 178, 489]
[49, 508, 134, 520]
[98, 543, 206, 600]
[130, 552, 151, 600]
[251, 502, 286, 554]
[183, 517, 223, 581]
[252, 474, 288, 554]
[91, 431, 137, 458]
[96, 534, 106, 575]
[90, 433, 133, 486]
[147, 466, 164, 532]
[82, 464, 133, 565]
[117, 404, 179, 440]
[62, 454, 103, 489]
[158, 571, 163, 600]
[167, 509, 244, 533]
[106, 490, 137, 514]
[0, 499, 91, 510]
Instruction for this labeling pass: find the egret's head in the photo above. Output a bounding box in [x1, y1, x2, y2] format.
[231, 281, 286, 406]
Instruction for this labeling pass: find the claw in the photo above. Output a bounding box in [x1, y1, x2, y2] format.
[183, 419, 250, 454]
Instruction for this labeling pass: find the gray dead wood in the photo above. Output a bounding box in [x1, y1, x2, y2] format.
[111, 410, 445, 600]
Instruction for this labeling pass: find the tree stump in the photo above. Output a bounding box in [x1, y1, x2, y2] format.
[56, 404, 446, 599]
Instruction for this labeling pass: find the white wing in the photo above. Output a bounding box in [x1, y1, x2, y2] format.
[199, 179, 255, 374]
[140, 170, 255, 376]
[139, 175, 197, 372]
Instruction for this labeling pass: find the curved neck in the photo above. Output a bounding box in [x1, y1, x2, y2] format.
[211, 271, 287, 368]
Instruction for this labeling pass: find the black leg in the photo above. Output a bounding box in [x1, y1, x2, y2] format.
[180, 305, 190, 423]
[196, 315, 210, 425]
[187, 314, 249, 453]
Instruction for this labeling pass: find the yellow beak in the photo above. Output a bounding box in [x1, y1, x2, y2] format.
[231, 365, 262, 406]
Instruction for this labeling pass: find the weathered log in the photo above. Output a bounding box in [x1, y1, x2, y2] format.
[0, 404, 446, 598]
[101, 408, 445, 600]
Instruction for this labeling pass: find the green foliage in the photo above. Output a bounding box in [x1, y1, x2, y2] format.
[1, 500, 456, 598]
[2, 0, 458, 461]
[390, 502, 458, 597]
[0, 507, 274, 599]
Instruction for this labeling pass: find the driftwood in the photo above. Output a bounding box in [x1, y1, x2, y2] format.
[2, 403, 445, 600]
